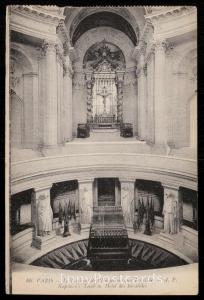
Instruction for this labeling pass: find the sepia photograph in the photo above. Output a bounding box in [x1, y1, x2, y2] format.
[5, 5, 198, 295]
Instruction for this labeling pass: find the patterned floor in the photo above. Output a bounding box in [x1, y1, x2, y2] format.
[31, 238, 187, 271]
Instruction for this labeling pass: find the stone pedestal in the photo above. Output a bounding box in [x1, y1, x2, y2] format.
[31, 231, 55, 250]
[120, 179, 135, 227]
[78, 179, 94, 224]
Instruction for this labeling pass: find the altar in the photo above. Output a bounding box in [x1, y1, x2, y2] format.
[83, 40, 125, 129]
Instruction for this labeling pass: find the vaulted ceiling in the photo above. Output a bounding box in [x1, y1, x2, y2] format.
[64, 7, 146, 46]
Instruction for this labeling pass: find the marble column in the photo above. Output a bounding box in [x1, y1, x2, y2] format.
[85, 71, 94, 124]
[42, 41, 58, 147]
[154, 40, 168, 145]
[63, 55, 73, 142]
[23, 72, 39, 149]
[146, 47, 155, 144]
[78, 179, 94, 224]
[116, 70, 125, 123]
[137, 55, 147, 140]
[31, 185, 54, 244]
[56, 43, 64, 145]
[162, 184, 181, 234]
[120, 179, 135, 227]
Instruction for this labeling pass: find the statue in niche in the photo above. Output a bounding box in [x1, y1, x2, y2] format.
[81, 186, 92, 224]
[162, 192, 178, 234]
[37, 194, 53, 236]
[121, 184, 132, 225]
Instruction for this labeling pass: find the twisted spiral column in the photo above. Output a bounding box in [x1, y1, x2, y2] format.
[116, 70, 125, 124]
[86, 80, 93, 123]
[116, 80, 123, 123]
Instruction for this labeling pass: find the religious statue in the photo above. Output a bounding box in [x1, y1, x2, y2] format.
[97, 86, 111, 115]
[37, 194, 53, 236]
[162, 192, 178, 234]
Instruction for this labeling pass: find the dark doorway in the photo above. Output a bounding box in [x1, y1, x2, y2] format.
[98, 178, 116, 206]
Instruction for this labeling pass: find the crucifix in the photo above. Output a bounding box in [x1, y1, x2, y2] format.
[97, 86, 111, 114]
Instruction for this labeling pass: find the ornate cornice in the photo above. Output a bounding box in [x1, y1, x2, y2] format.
[11, 5, 65, 24]
[144, 6, 195, 22]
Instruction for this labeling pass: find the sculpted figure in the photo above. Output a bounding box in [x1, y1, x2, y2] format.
[162, 193, 178, 234]
[37, 194, 53, 236]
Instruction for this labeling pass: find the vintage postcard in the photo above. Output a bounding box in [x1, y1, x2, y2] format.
[5, 5, 198, 295]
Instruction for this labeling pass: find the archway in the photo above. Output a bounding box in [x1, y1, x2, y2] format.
[83, 40, 126, 128]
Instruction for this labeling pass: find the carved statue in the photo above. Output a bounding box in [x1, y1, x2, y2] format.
[162, 192, 178, 234]
[37, 195, 53, 236]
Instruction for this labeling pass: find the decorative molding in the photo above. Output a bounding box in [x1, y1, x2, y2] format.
[83, 39, 125, 71]
[41, 40, 56, 56]
[11, 5, 65, 24]
[145, 6, 195, 23]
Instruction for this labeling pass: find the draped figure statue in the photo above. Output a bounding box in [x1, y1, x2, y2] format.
[163, 193, 178, 234]
[37, 195, 53, 236]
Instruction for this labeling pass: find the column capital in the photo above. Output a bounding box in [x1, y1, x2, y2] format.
[41, 40, 57, 56]
[162, 183, 180, 191]
[33, 185, 53, 193]
[78, 178, 94, 185]
[153, 39, 174, 54]
[119, 178, 136, 184]
[136, 64, 147, 77]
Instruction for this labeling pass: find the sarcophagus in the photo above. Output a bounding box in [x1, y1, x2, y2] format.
[87, 206, 130, 268]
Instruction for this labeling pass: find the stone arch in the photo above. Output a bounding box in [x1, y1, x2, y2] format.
[10, 43, 34, 73]
[66, 7, 140, 46]
[74, 27, 135, 71]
